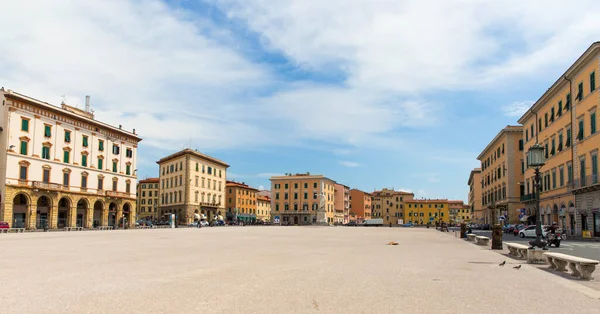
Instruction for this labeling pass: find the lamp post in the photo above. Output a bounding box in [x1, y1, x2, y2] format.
[527, 143, 547, 250]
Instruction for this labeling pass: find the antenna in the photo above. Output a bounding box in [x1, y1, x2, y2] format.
[61, 95, 67, 104]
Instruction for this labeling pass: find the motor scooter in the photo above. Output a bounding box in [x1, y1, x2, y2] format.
[547, 232, 562, 247]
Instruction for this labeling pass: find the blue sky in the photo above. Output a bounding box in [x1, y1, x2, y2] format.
[2, 1, 600, 201]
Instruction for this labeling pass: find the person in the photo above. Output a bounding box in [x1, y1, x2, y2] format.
[546, 222, 559, 234]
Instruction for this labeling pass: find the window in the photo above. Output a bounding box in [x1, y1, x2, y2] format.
[42, 169, 50, 183]
[558, 132, 564, 151]
[207, 167, 212, 175]
[580, 158, 586, 185]
[21, 118, 29, 132]
[591, 112, 597, 134]
[98, 140, 104, 151]
[284, 183, 288, 189]
[126, 148, 133, 158]
[566, 128, 572, 147]
[525, 129, 529, 141]
[313, 182, 317, 188]
[567, 162, 573, 184]
[591, 71, 596, 92]
[592, 154, 599, 177]
[578, 119, 584, 141]
[81, 154, 87, 167]
[294, 183, 298, 189]
[44, 125, 52, 137]
[126, 182, 131, 193]
[294, 193, 298, 200]
[19, 165, 27, 181]
[81, 175, 87, 189]
[558, 101, 563, 116]
[112, 180, 117, 192]
[577, 82, 584, 101]
[518, 139, 523, 151]
[126, 164, 131, 175]
[196, 163, 199, 171]
[63, 150, 70, 163]
[112, 161, 117, 173]
[41, 146, 50, 160]
[19, 140, 27, 155]
[304, 192, 308, 199]
[551, 138, 555, 155]
[63, 172, 70, 186]
[97, 158, 103, 170]
[275, 193, 279, 200]
[552, 169, 556, 189]
[112, 145, 120, 155]
[544, 113, 548, 127]
[64, 130, 71, 143]
[559, 167, 564, 187]
[550, 107, 555, 122]
[82, 136, 88, 147]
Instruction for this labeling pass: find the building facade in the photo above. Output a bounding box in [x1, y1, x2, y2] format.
[448, 200, 464, 224]
[477, 126, 525, 225]
[0, 89, 141, 229]
[270, 173, 336, 225]
[468, 168, 483, 223]
[334, 183, 350, 225]
[157, 149, 229, 224]
[257, 195, 271, 222]
[137, 178, 159, 220]
[371, 188, 414, 226]
[225, 180, 258, 222]
[349, 189, 372, 223]
[403, 199, 450, 224]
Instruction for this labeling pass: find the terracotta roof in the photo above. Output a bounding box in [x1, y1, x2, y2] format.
[405, 199, 449, 203]
[157, 148, 229, 167]
[226, 180, 259, 191]
[257, 195, 271, 201]
[139, 178, 159, 183]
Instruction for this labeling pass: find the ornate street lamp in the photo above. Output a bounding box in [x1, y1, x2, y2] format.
[527, 143, 547, 250]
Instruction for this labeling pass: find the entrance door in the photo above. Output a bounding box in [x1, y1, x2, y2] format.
[57, 211, 68, 228]
[77, 214, 84, 227]
[293, 216, 299, 225]
[594, 213, 600, 237]
[37, 213, 48, 229]
[13, 213, 26, 228]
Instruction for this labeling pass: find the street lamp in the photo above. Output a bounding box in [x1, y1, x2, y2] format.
[527, 143, 547, 250]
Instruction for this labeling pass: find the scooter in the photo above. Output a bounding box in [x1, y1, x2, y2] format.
[547, 233, 562, 248]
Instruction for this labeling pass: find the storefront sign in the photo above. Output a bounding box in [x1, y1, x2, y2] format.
[583, 230, 592, 238]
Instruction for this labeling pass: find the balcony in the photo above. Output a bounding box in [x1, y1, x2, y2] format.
[520, 193, 537, 202]
[200, 202, 221, 208]
[106, 190, 130, 198]
[31, 181, 65, 191]
[572, 174, 600, 194]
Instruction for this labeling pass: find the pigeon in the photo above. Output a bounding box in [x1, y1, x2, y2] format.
[513, 265, 521, 269]
[499, 261, 506, 266]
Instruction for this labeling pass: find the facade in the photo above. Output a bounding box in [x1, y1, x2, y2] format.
[477, 126, 525, 225]
[349, 189, 372, 223]
[334, 183, 350, 225]
[157, 149, 229, 224]
[448, 200, 465, 224]
[225, 180, 258, 222]
[403, 199, 450, 224]
[518, 42, 600, 237]
[270, 173, 336, 225]
[0, 89, 141, 229]
[371, 188, 414, 226]
[137, 178, 159, 220]
[467, 168, 483, 223]
[256, 195, 271, 222]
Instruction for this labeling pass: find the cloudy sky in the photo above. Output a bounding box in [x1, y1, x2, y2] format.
[2, 0, 600, 201]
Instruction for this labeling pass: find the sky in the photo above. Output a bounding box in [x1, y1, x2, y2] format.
[2, 0, 600, 202]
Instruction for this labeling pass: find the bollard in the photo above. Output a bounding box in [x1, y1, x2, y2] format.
[460, 223, 467, 239]
[491, 224, 503, 250]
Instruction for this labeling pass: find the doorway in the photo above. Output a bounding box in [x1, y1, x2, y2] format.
[293, 216, 299, 225]
[594, 212, 600, 237]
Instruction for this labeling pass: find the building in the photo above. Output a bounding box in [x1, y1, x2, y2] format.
[403, 199, 450, 225]
[0, 89, 141, 229]
[448, 200, 464, 224]
[225, 180, 258, 223]
[137, 178, 159, 220]
[477, 126, 525, 225]
[518, 42, 599, 237]
[349, 189, 372, 223]
[157, 149, 229, 224]
[467, 168, 483, 223]
[269, 173, 336, 225]
[257, 195, 271, 222]
[334, 183, 350, 225]
[371, 188, 414, 226]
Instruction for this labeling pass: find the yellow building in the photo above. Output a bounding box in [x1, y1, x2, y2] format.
[371, 188, 414, 226]
[137, 178, 159, 220]
[225, 180, 258, 222]
[257, 195, 271, 222]
[403, 199, 450, 224]
[157, 149, 229, 224]
[477, 126, 525, 225]
[518, 42, 599, 237]
[467, 168, 483, 223]
[270, 173, 336, 225]
[449, 200, 470, 224]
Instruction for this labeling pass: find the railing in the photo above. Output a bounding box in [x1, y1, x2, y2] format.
[6, 179, 133, 198]
[106, 190, 129, 198]
[200, 202, 220, 207]
[32, 181, 63, 190]
[520, 193, 536, 202]
[572, 174, 600, 189]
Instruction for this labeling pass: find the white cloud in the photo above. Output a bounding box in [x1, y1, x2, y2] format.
[339, 161, 360, 168]
[258, 185, 265, 190]
[501, 101, 534, 117]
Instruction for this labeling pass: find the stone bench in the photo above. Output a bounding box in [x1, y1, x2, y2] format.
[97, 226, 113, 231]
[8, 228, 25, 233]
[64, 227, 83, 231]
[466, 234, 477, 241]
[506, 242, 529, 260]
[0, 229, 9, 233]
[527, 249, 546, 264]
[475, 236, 490, 246]
[137, 226, 152, 229]
[544, 252, 600, 280]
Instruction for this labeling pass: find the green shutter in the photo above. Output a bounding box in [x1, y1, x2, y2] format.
[44, 125, 51, 137]
[63, 151, 69, 163]
[566, 93, 571, 110]
[98, 159, 103, 170]
[98, 140, 104, 151]
[82, 155, 87, 167]
[21, 119, 29, 131]
[592, 113, 597, 134]
[558, 101, 562, 116]
[113, 162, 117, 173]
[579, 120, 584, 140]
[578, 83, 583, 100]
[82, 136, 88, 147]
[591, 72, 596, 91]
[65, 131, 70, 142]
[126, 165, 131, 175]
[20, 141, 27, 155]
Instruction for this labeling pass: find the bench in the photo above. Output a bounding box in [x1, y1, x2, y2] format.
[475, 236, 490, 246]
[9, 228, 25, 233]
[527, 249, 546, 264]
[137, 226, 152, 229]
[64, 227, 84, 231]
[544, 252, 600, 280]
[0, 229, 9, 233]
[97, 226, 113, 231]
[506, 242, 529, 260]
[466, 234, 477, 241]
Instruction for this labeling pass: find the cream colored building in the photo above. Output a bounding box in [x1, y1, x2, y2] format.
[257, 195, 271, 222]
[157, 149, 229, 224]
[0, 89, 141, 229]
[137, 178, 159, 220]
[371, 188, 414, 226]
[270, 173, 336, 225]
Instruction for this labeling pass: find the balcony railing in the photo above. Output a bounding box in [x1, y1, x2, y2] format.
[200, 202, 221, 207]
[106, 190, 130, 198]
[572, 174, 600, 190]
[32, 181, 64, 191]
[520, 193, 536, 202]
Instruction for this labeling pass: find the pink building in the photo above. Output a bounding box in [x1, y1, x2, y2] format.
[334, 183, 351, 224]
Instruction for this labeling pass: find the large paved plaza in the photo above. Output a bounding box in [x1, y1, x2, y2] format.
[2, 227, 600, 313]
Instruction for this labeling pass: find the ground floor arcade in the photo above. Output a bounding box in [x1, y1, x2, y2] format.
[157, 205, 223, 225]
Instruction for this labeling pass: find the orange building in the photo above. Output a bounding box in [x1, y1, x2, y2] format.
[334, 183, 350, 225]
[467, 168, 483, 223]
[372, 188, 414, 226]
[225, 180, 258, 222]
[349, 189, 372, 223]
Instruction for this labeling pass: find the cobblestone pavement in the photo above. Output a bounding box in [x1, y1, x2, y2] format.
[1, 227, 599, 314]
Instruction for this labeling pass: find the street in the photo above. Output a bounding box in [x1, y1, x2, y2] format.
[467, 229, 600, 261]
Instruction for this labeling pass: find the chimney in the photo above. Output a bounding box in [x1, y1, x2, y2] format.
[119, 125, 122, 129]
[133, 128, 136, 134]
[85, 95, 91, 112]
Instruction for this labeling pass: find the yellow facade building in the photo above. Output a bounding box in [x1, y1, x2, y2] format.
[257, 195, 271, 222]
[270, 173, 336, 225]
[137, 178, 159, 220]
[371, 188, 414, 226]
[477, 126, 525, 225]
[518, 42, 600, 237]
[449, 200, 471, 223]
[468, 168, 483, 223]
[225, 180, 258, 222]
[403, 199, 450, 224]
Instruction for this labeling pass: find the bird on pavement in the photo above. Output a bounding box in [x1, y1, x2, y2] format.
[499, 261, 506, 266]
[513, 265, 521, 270]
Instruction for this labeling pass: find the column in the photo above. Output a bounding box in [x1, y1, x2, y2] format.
[2, 203, 13, 228]
[28, 206, 37, 230]
[86, 207, 93, 228]
[49, 205, 59, 229]
[69, 206, 77, 227]
[102, 206, 109, 226]
[129, 210, 136, 228]
[117, 209, 123, 229]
